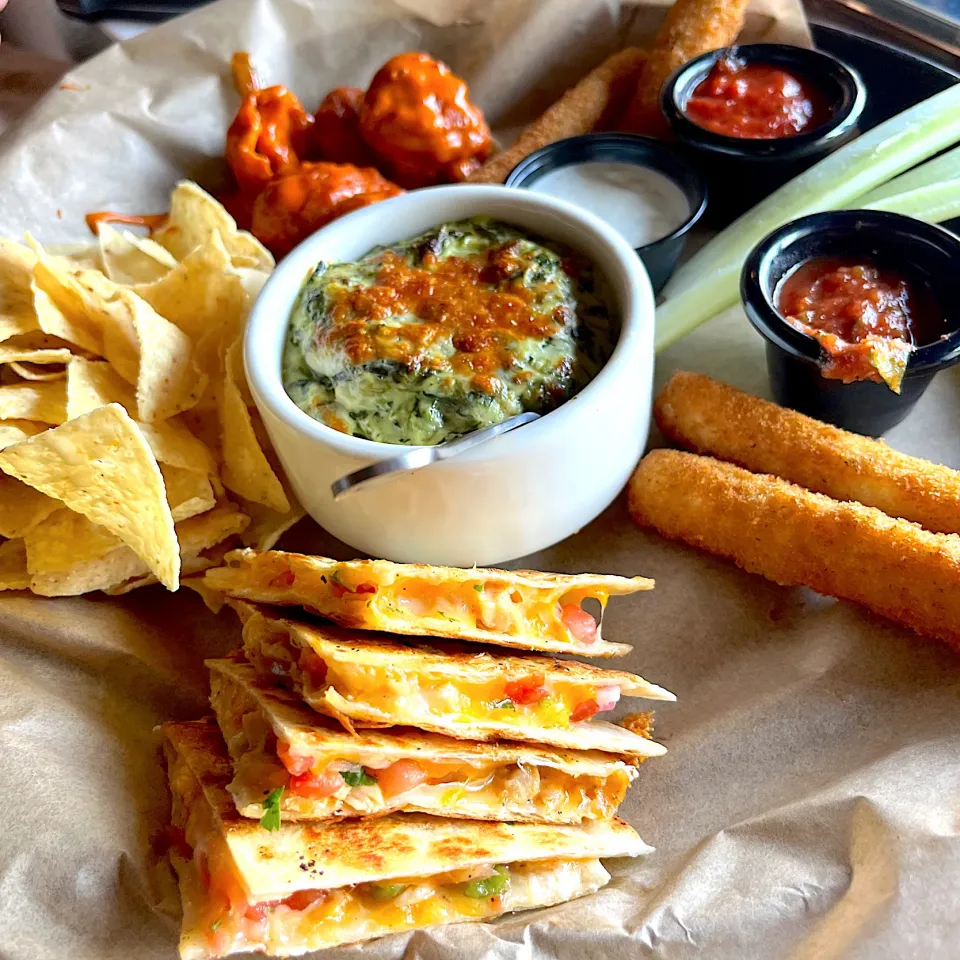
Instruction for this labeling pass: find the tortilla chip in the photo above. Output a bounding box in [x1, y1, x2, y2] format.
[137, 417, 218, 477]
[225, 334, 255, 406]
[0, 314, 37, 344]
[133, 230, 249, 345]
[103, 554, 215, 596]
[125, 289, 206, 421]
[26, 502, 247, 597]
[0, 381, 66, 422]
[66, 356, 134, 418]
[0, 403, 180, 589]
[192, 325, 227, 409]
[0, 475, 58, 538]
[0, 345, 72, 366]
[0, 420, 45, 450]
[66, 357, 217, 477]
[2, 331, 81, 353]
[153, 181, 274, 271]
[0, 538, 29, 591]
[162, 465, 216, 522]
[174, 501, 250, 554]
[238, 496, 306, 552]
[219, 338, 288, 514]
[31, 277, 103, 357]
[7, 362, 68, 382]
[0, 240, 40, 342]
[0, 238, 35, 282]
[98, 223, 176, 285]
[44, 242, 103, 271]
[180, 401, 221, 456]
[25, 511, 149, 596]
[868, 337, 911, 394]
[182, 575, 227, 613]
[235, 265, 270, 301]
[25, 509, 126, 574]
[103, 504, 250, 595]
[31, 244, 203, 422]
[0, 344, 72, 385]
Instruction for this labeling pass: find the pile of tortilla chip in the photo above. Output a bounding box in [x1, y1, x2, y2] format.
[0, 182, 303, 597]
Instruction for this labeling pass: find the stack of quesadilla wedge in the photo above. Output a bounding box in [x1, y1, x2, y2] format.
[159, 550, 673, 958]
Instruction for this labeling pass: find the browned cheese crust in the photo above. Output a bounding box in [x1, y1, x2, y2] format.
[468, 48, 647, 184]
[627, 448, 960, 651]
[618, 0, 750, 136]
[656, 371, 960, 536]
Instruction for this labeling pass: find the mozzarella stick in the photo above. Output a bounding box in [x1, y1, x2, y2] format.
[628, 449, 960, 651]
[656, 371, 960, 536]
[469, 48, 647, 184]
[619, 0, 750, 136]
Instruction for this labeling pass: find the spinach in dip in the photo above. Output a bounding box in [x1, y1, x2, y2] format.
[282, 216, 615, 445]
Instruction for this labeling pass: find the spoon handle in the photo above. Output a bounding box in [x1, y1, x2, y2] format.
[330, 411, 540, 500]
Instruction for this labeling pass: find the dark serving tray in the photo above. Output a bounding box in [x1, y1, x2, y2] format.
[812, 24, 958, 228]
[813, 22, 958, 119]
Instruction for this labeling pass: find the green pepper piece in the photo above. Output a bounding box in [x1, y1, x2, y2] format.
[367, 883, 408, 902]
[259, 787, 283, 831]
[462, 865, 510, 899]
[340, 767, 378, 787]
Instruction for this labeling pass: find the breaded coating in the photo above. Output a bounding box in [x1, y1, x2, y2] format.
[618, 0, 750, 136]
[628, 449, 960, 651]
[656, 371, 960, 535]
[468, 48, 647, 184]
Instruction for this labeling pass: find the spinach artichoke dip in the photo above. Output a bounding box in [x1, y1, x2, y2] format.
[282, 217, 615, 445]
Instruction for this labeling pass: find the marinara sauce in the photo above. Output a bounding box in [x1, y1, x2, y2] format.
[684, 56, 831, 139]
[776, 257, 939, 383]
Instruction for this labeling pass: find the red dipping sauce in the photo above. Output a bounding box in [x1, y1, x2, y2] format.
[776, 257, 939, 388]
[685, 56, 831, 139]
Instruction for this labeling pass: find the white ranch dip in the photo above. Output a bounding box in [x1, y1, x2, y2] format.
[530, 161, 690, 248]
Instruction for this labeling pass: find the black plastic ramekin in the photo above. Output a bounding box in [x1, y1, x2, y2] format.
[741, 209, 960, 436]
[505, 133, 707, 294]
[662, 44, 867, 225]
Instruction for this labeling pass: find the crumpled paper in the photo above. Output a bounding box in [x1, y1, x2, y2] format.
[3, 2, 958, 959]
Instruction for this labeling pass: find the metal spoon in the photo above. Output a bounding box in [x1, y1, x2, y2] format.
[331, 411, 541, 501]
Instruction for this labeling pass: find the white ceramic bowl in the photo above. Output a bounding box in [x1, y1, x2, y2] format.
[245, 184, 655, 566]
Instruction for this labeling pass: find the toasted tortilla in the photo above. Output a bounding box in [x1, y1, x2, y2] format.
[204, 548, 654, 657]
[162, 720, 648, 958]
[237, 606, 672, 757]
[163, 719, 648, 888]
[209, 656, 637, 824]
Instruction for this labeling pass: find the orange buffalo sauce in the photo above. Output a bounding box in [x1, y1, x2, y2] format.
[250, 162, 402, 255]
[310, 87, 374, 166]
[226, 85, 314, 193]
[85, 211, 168, 235]
[360, 52, 493, 188]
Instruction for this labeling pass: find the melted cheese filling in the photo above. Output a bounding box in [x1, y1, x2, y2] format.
[247, 627, 612, 736]
[168, 743, 606, 957]
[375, 579, 608, 646]
[215, 676, 631, 823]
[254, 561, 609, 647]
[173, 812, 610, 960]
[319, 658, 602, 727]
[265, 749, 626, 822]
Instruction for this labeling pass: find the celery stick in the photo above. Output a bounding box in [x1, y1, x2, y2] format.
[656, 84, 960, 352]
[864, 181, 960, 222]
[859, 144, 960, 204]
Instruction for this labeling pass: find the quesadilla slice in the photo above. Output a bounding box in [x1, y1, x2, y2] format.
[209, 656, 639, 824]
[238, 605, 673, 757]
[203, 548, 652, 657]
[160, 720, 651, 959]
